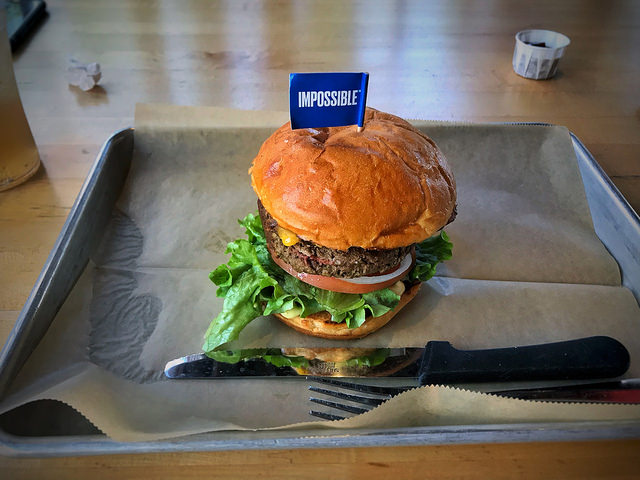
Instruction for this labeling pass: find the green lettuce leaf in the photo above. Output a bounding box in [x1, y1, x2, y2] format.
[202, 213, 453, 354]
[409, 231, 453, 282]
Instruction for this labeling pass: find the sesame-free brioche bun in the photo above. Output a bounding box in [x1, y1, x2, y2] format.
[273, 283, 421, 340]
[249, 108, 456, 250]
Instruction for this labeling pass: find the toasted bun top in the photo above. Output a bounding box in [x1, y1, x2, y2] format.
[249, 108, 456, 250]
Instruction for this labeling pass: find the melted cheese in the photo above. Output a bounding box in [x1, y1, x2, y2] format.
[277, 226, 299, 246]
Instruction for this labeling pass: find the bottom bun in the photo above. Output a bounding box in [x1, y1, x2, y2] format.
[274, 283, 421, 340]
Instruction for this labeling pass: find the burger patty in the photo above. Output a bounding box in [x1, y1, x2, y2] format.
[258, 201, 412, 278]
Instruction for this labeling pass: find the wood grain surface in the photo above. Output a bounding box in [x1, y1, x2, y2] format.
[3, 440, 640, 479]
[1, 0, 639, 476]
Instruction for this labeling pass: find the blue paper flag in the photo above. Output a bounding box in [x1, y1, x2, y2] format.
[289, 72, 369, 130]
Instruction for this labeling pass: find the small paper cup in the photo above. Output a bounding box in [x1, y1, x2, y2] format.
[513, 29, 570, 80]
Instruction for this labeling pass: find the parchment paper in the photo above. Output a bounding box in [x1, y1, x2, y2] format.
[1, 105, 639, 442]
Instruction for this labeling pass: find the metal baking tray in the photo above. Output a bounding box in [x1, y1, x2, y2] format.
[1, 125, 639, 457]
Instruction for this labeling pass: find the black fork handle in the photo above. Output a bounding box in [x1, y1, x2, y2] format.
[418, 336, 630, 385]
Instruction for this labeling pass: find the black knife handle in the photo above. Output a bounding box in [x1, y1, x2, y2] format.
[418, 336, 630, 385]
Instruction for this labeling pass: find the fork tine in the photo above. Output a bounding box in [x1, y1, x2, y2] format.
[309, 410, 346, 421]
[309, 397, 370, 415]
[308, 386, 388, 407]
[307, 376, 412, 396]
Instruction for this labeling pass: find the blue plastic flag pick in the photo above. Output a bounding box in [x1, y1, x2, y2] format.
[289, 72, 369, 130]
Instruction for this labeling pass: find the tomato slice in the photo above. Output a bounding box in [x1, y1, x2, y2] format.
[270, 248, 416, 294]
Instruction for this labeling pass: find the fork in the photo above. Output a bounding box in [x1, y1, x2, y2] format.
[308, 377, 413, 420]
[308, 377, 640, 420]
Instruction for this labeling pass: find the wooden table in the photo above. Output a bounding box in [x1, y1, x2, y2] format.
[2, 0, 639, 477]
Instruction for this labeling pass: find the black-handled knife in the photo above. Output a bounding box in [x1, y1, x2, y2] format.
[417, 335, 630, 384]
[165, 336, 630, 383]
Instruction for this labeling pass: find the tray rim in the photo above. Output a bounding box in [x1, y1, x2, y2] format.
[2, 419, 640, 458]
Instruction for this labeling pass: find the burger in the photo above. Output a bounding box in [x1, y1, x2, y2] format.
[202, 108, 456, 355]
